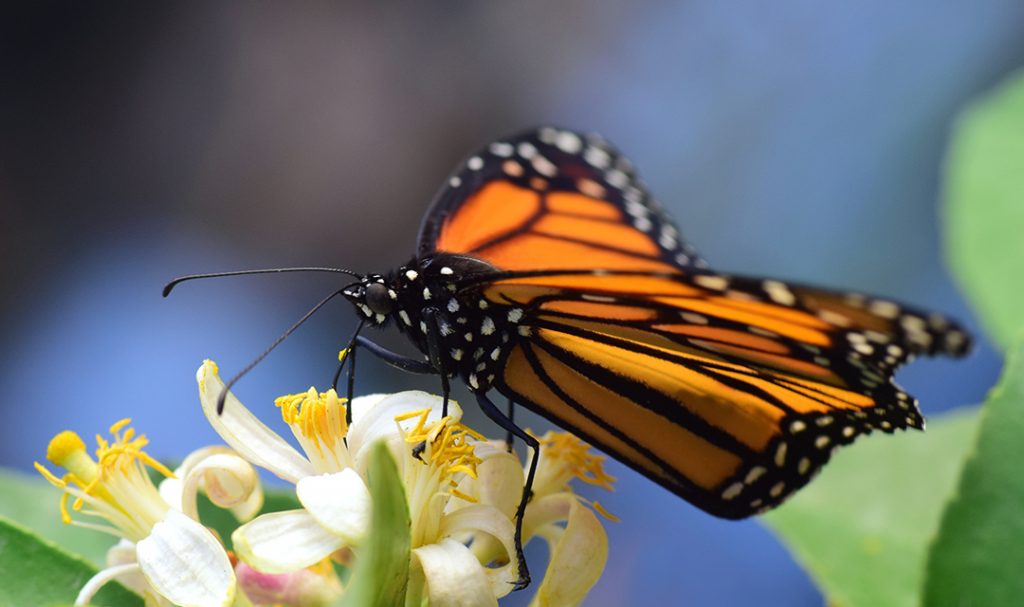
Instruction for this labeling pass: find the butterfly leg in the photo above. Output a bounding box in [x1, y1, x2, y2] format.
[421, 307, 452, 417]
[351, 336, 437, 374]
[475, 391, 538, 591]
[506, 398, 515, 453]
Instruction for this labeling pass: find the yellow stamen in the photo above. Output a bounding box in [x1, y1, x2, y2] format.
[397, 409, 483, 483]
[450, 488, 479, 503]
[591, 500, 620, 523]
[109, 418, 132, 435]
[538, 431, 616, 491]
[39, 420, 172, 532]
[275, 388, 349, 455]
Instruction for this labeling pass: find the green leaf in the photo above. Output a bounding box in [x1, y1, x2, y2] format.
[0, 469, 115, 567]
[0, 515, 142, 607]
[338, 441, 411, 607]
[923, 340, 1024, 605]
[944, 69, 1024, 349]
[761, 409, 980, 607]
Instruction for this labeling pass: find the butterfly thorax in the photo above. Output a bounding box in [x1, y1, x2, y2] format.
[343, 253, 524, 391]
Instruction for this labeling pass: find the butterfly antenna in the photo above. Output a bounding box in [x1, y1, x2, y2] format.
[163, 267, 361, 297]
[217, 288, 346, 415]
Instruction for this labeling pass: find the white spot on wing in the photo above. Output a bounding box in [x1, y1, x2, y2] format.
[555, 131, 582, 153]
[490, 142, 514, 157]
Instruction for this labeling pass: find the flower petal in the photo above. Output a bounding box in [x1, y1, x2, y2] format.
[410, 538, 498, 607]
[232, 509, 345, 574]
[178, 452, 264, 522]
[296, 469, 370, 545]
[235, 561, 342, 607]
[526, 495, 608, 607]
[347, 391, 461, 467]
[136, 509, 236, 607]
[453, 441, 523, 518]
[440, 504, 519, 598]
[103, 539, 147, 595]
[74, 563, 142, 607]
[197, 361, 314, 483]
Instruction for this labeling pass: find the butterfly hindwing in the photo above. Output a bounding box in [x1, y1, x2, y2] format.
[469, 268, 970, 517]
[418, 126, 705, 272]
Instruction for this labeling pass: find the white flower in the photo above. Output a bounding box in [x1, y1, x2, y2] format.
[35, 419, 255, 607]
[455, 432, 615, 607]
[196, 360, 519, 606]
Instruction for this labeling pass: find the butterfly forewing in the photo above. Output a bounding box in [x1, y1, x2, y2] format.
[418, 126, 705, 272]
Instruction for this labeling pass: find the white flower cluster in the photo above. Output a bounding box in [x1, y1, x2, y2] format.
[37, 360, 613, 607]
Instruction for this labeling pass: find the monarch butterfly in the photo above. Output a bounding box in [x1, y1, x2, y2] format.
[166, 126, 970, 588]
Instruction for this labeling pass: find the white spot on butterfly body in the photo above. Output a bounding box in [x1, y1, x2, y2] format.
[745, 466, 766, 484]
[451, 348, 463, 361]
[464, 332, 473, 342]
[481, 317, 495, 336]
[490, 348, 501, 360]
[469, 374, 479, 389]
[440, 266, 454, 275]
[447, 299, 460, 313]
[507, 308, 524, 323]
[680, 312, 708, 325]
[422, 287, 432, 301]
[449, 176, 462, 188]
[375, 314, 386, 323]
[399, 310, 412, 326]
[634, 216, 653, 232]
[405, 270, 419, 281]
[467, 156, 484, 171]
[581, 294, 616, 303]
[769, 482, 785, 498]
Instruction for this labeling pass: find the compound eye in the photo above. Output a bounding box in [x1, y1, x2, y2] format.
[365, 283, 394, 316]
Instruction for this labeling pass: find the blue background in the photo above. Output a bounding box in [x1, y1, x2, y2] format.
[2, 3, 1022, 605]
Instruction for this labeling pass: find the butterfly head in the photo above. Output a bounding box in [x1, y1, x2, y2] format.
[342, 274, 395, 326]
